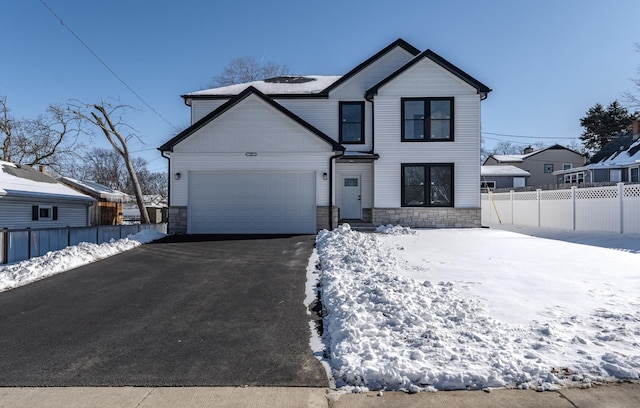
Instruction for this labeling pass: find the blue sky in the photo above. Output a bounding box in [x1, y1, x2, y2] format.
[2, 0, 640, 173]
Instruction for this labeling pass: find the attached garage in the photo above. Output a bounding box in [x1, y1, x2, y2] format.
[189, 171, 316, 234]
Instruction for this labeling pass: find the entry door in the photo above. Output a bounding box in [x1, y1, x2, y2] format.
[341, 176, 361, 219]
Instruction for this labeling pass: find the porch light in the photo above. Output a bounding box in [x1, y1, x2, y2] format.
[175, 172, 181, 180]
[323, 172, 328, 180]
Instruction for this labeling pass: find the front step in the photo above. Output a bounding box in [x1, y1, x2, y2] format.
[339, 220, 377, 232]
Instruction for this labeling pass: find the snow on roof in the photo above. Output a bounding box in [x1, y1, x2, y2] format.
[0, 161, 94, 202]
[187, 75, 342, 96]
[597, 137, 640, 166]
[489, 154, 525, 163]
[60, 177, 131, 202]
[481, 165, 531, 177]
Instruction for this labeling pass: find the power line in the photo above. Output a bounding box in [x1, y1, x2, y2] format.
[38, 0, 177, 130]
[482, 131, 577, 140]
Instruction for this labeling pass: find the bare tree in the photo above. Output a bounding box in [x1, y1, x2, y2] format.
[209, 56, 289, 87]
[625, 42, 640, 109]
[0, 95, 81, 173]
[70, 101, 150, 224]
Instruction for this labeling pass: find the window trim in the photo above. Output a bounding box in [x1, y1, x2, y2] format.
[32, 205, 58, 221]
[481, 180, 496, 191]
[339, 101, 365, 144]
[401, 163, 454, 207]
[544, 163, 554, 173]
[401, 97, 454, 142]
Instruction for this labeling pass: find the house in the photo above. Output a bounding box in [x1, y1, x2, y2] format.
[123, 195, 168, 224]
[483, 144, 586, 187]
[553, 120, 640, 184]
[0, 161, 95, 229]
[159, 38, 491, 234]
[481, 165, 531, 190]
[60, 177, 130, 225]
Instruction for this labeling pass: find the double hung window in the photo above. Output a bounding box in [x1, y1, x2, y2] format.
[339, 102, 364, 144]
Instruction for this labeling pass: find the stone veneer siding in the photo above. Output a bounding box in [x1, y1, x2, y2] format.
[372, 207, 481, 228]
[168, 206, 188, 234]
[317, 206, 340, 231]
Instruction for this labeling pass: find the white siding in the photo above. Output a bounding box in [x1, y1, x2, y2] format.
[190, 99, 228, 123]
[335, 162, 374, 209]
[329, 47, 416, 99]
[373, 58, 482, 209]
[0, 199, 91, 229]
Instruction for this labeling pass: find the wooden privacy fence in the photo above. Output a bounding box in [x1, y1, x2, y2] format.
[481, 183, 640, 234]
[0, 223, 167, 265]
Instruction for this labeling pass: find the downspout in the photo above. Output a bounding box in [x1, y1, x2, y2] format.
[328, 151, 345, 230]
[160, 150, 171, 208]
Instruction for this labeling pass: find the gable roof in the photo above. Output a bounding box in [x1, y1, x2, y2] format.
[0, 161, 94, 203]
[321, 38, 420, 95]
[484, 144, 584, 165]
[159, 86, 345, 152]
[366, 49, 492, 100]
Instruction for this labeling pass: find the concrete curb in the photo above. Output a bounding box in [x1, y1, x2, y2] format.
[1, 383, 639, 408]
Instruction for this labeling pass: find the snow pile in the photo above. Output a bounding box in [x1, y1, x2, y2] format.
[316, 224, 640, 392]
[0, 229, 165, 292]
[375, 224, 417, 235]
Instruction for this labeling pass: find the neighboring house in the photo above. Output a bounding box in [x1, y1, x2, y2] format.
[123, 195, 168, 224]
[553, 120, 640, 184]
[0, 161, 95, 229]
[481, 165, 531, 190]
[159, 38, 491, 234]
[483, 144, 586, 187]
[60, 177, 130, 226]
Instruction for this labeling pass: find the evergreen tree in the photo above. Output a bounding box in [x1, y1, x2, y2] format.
[579, 101, 636, 152]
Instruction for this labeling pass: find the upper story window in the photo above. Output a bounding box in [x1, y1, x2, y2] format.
[402, 97, 454, 141]
[339, 102, 364, 144]
[544, 163, 554, 173]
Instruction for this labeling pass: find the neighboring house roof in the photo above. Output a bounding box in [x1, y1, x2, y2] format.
[589, 131, 640, 166]
[481, 165, 531, 177]
[159, 86, 345, 152]
[484, 144, 583, 165]
[0, 161, 94, 203]
[60, 177, 131, 202]
[366, 49, 492, 99]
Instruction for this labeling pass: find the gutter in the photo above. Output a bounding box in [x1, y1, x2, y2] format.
[328, 151, 345, 230]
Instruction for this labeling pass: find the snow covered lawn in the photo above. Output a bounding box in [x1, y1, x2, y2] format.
[0, 229, 166, 292]
[315, 225, 640, 392]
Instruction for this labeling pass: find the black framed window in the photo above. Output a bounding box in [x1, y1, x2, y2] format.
[402, 97, 454, 141]
[339, 101, 364, 144]
[401, 164, 454, 207]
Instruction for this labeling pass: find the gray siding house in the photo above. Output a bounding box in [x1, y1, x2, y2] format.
[0, 161, 94, 229]
[484, 144, 587, 187]
[481, 165, 531, 190]
[159, 39, 491, 234]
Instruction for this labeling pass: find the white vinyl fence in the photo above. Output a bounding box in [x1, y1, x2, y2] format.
[481, 183, 640, 234]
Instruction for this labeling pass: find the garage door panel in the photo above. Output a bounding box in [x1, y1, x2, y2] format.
[189, 171, 316, 234]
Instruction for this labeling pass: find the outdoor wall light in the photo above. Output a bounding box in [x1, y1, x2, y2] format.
[323, 172, 328, 180]
[175, 172, 181, 180]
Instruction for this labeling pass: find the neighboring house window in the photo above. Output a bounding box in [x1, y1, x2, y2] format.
[544, 163, 554, 173]
[401, 97, 454, 141]
[481, 181, 496, 190]
[32, 205, 58, 221]
[402, 163, 454, 207]
[564, 172, 585, 184]
[631, 167, 639, 183]
[339, 102, 364, 144]
[563, 163, 572, 170]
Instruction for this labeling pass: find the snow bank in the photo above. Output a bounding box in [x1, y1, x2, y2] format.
[0, 229, 165, 292]
[316, 225, 640, 392]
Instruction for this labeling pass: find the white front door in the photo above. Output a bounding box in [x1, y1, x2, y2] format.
[341, 176, 361, 219]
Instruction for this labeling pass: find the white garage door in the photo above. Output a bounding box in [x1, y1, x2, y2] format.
[189, 171, 316, 234]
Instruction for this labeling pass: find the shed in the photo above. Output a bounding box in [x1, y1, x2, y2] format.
[60, 177, 131, 225]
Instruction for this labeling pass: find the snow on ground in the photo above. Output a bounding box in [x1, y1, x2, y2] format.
[315, 224, 640, 392]
[0, 229, 165, 292]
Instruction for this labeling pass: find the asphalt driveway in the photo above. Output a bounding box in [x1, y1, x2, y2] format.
[0, 234, 328, 387]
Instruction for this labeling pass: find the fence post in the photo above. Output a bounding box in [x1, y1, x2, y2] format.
[571, 186, 577, 231]
[1, 228, 7, 264]
[618, 182, 624, 233]
[26, 227, 31, 260]
[536, 189, 541, 228]
[510, 190, 514, 225]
